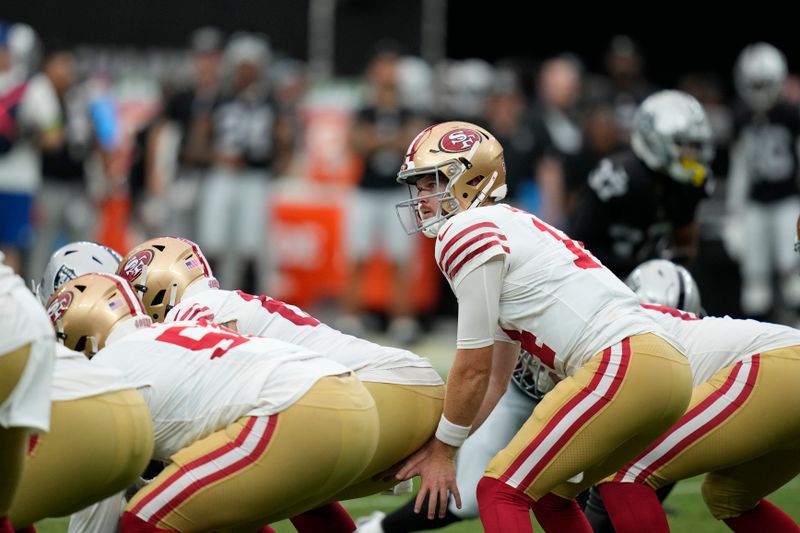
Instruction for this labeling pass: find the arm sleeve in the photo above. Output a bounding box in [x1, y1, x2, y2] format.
[454, 255, 504, 349]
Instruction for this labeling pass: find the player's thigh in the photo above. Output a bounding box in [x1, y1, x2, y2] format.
[9, 390, 153, 526]
[331, 382, 444, 500]
[485, 334, 691, 500]
[0, 344, 30, 405]
[703, 446, 800, 520]
[129, 376, 378, 531]
[613, 349, 800, 492]
[0, 289, 54, 434]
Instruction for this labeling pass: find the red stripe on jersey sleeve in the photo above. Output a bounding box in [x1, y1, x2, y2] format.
[447, 240, 510, 279]
[439, 221, 501, 264]
[442, 231, 508, 274]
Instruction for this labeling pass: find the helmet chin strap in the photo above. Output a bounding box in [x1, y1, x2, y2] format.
[88, 336, 99, 356]
[55, 319, 67, 341]
[469, 171, 498, 209]
[134, 265, 149, 297]
[166, 282, 179, 316]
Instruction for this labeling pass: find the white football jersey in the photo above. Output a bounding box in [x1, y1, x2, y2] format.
[435, 204, 670, 377]
[0, 256, 55, 432]
[166, 289, 443, 386]
[0, 251, 25, 294]
[642, 305, 800, 385]
[52, 343, 132, 402]
[91, 320, 348, 460]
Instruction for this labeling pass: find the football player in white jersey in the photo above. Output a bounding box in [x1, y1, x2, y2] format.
[50, 273, 380, 532]
[393, 121, 693, 532]
[593, 259, 800, 532]
[0, 253, 54, 533]
[116, 236, 445, 506]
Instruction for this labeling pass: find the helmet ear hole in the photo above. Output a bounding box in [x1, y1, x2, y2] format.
[74, 336, 87, 353]
[151, 289, 167, 307]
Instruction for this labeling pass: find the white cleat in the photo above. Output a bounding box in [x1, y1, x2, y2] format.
[355, 510, 386, 533]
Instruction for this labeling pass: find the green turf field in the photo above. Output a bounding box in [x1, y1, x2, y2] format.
[33, 474, 800, 532]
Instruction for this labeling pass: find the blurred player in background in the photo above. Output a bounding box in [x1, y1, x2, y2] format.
[199, 32, 276, 294]
[569, 90, 714, 279]
[0, 34, 64, 276]
[143, 26, 223, 241]
[339, 44, 427, 344]
[725, 42, 800, 321]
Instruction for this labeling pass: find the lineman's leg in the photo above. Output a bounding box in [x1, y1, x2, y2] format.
[600, 348, 800, 533]
[8, 389, 153, 527]
[740, 203, 773, 317]
[122, 375, 379, 532]
[332, 382, 444, 500]
[373, 383, 536, 533]
[0, 344, 32, 518]
[705, 449, 800, 531]
[772, 197, 800, 310]
[479, 334, 691, 533]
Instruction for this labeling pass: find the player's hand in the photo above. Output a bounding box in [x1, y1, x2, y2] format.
[396, 438, 461, 519]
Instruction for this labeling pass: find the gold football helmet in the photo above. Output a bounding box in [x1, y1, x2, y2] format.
[46, 273, 152, 358]
[117, 237, 219, 322]
[396, 121, 507, 237]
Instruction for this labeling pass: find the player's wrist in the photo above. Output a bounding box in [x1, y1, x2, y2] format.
[435, 414, 472, 448]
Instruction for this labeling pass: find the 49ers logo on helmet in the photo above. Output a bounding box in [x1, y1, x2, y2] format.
[47, 291, 73, 325]
[439, 128, 481, 153]
[121, 250, 154, 282]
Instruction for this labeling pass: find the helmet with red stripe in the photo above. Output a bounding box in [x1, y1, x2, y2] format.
[117, 237, 219, 322]
[396, 121, 507, 238]
[46, 273, 152, 358]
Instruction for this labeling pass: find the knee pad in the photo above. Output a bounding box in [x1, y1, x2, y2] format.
[701, 475, 760, 520]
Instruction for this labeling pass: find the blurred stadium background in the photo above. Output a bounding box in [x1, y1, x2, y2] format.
[2, 1, 800, 530]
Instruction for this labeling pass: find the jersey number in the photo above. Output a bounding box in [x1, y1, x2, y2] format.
[236, 291, 321, 327]
[505, 206, 601, 269]
[156, 323, 249, 359]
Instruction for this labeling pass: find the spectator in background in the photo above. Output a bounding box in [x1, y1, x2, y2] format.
[585, 35, 658, 145]
[562, 105, 623, 218]
[198, 32, 276, 294]
[0, 35, 63, 277]
[481, 66, 539, 210]
[270, 57, 309, 177]
[569, 90, 713, 279]
[527, 55, 584, 226]
[338, 45, 427, 344]
[143, 27, 223, 241]
[28, 44, 118, 281]
[725, 42, 800, 321]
